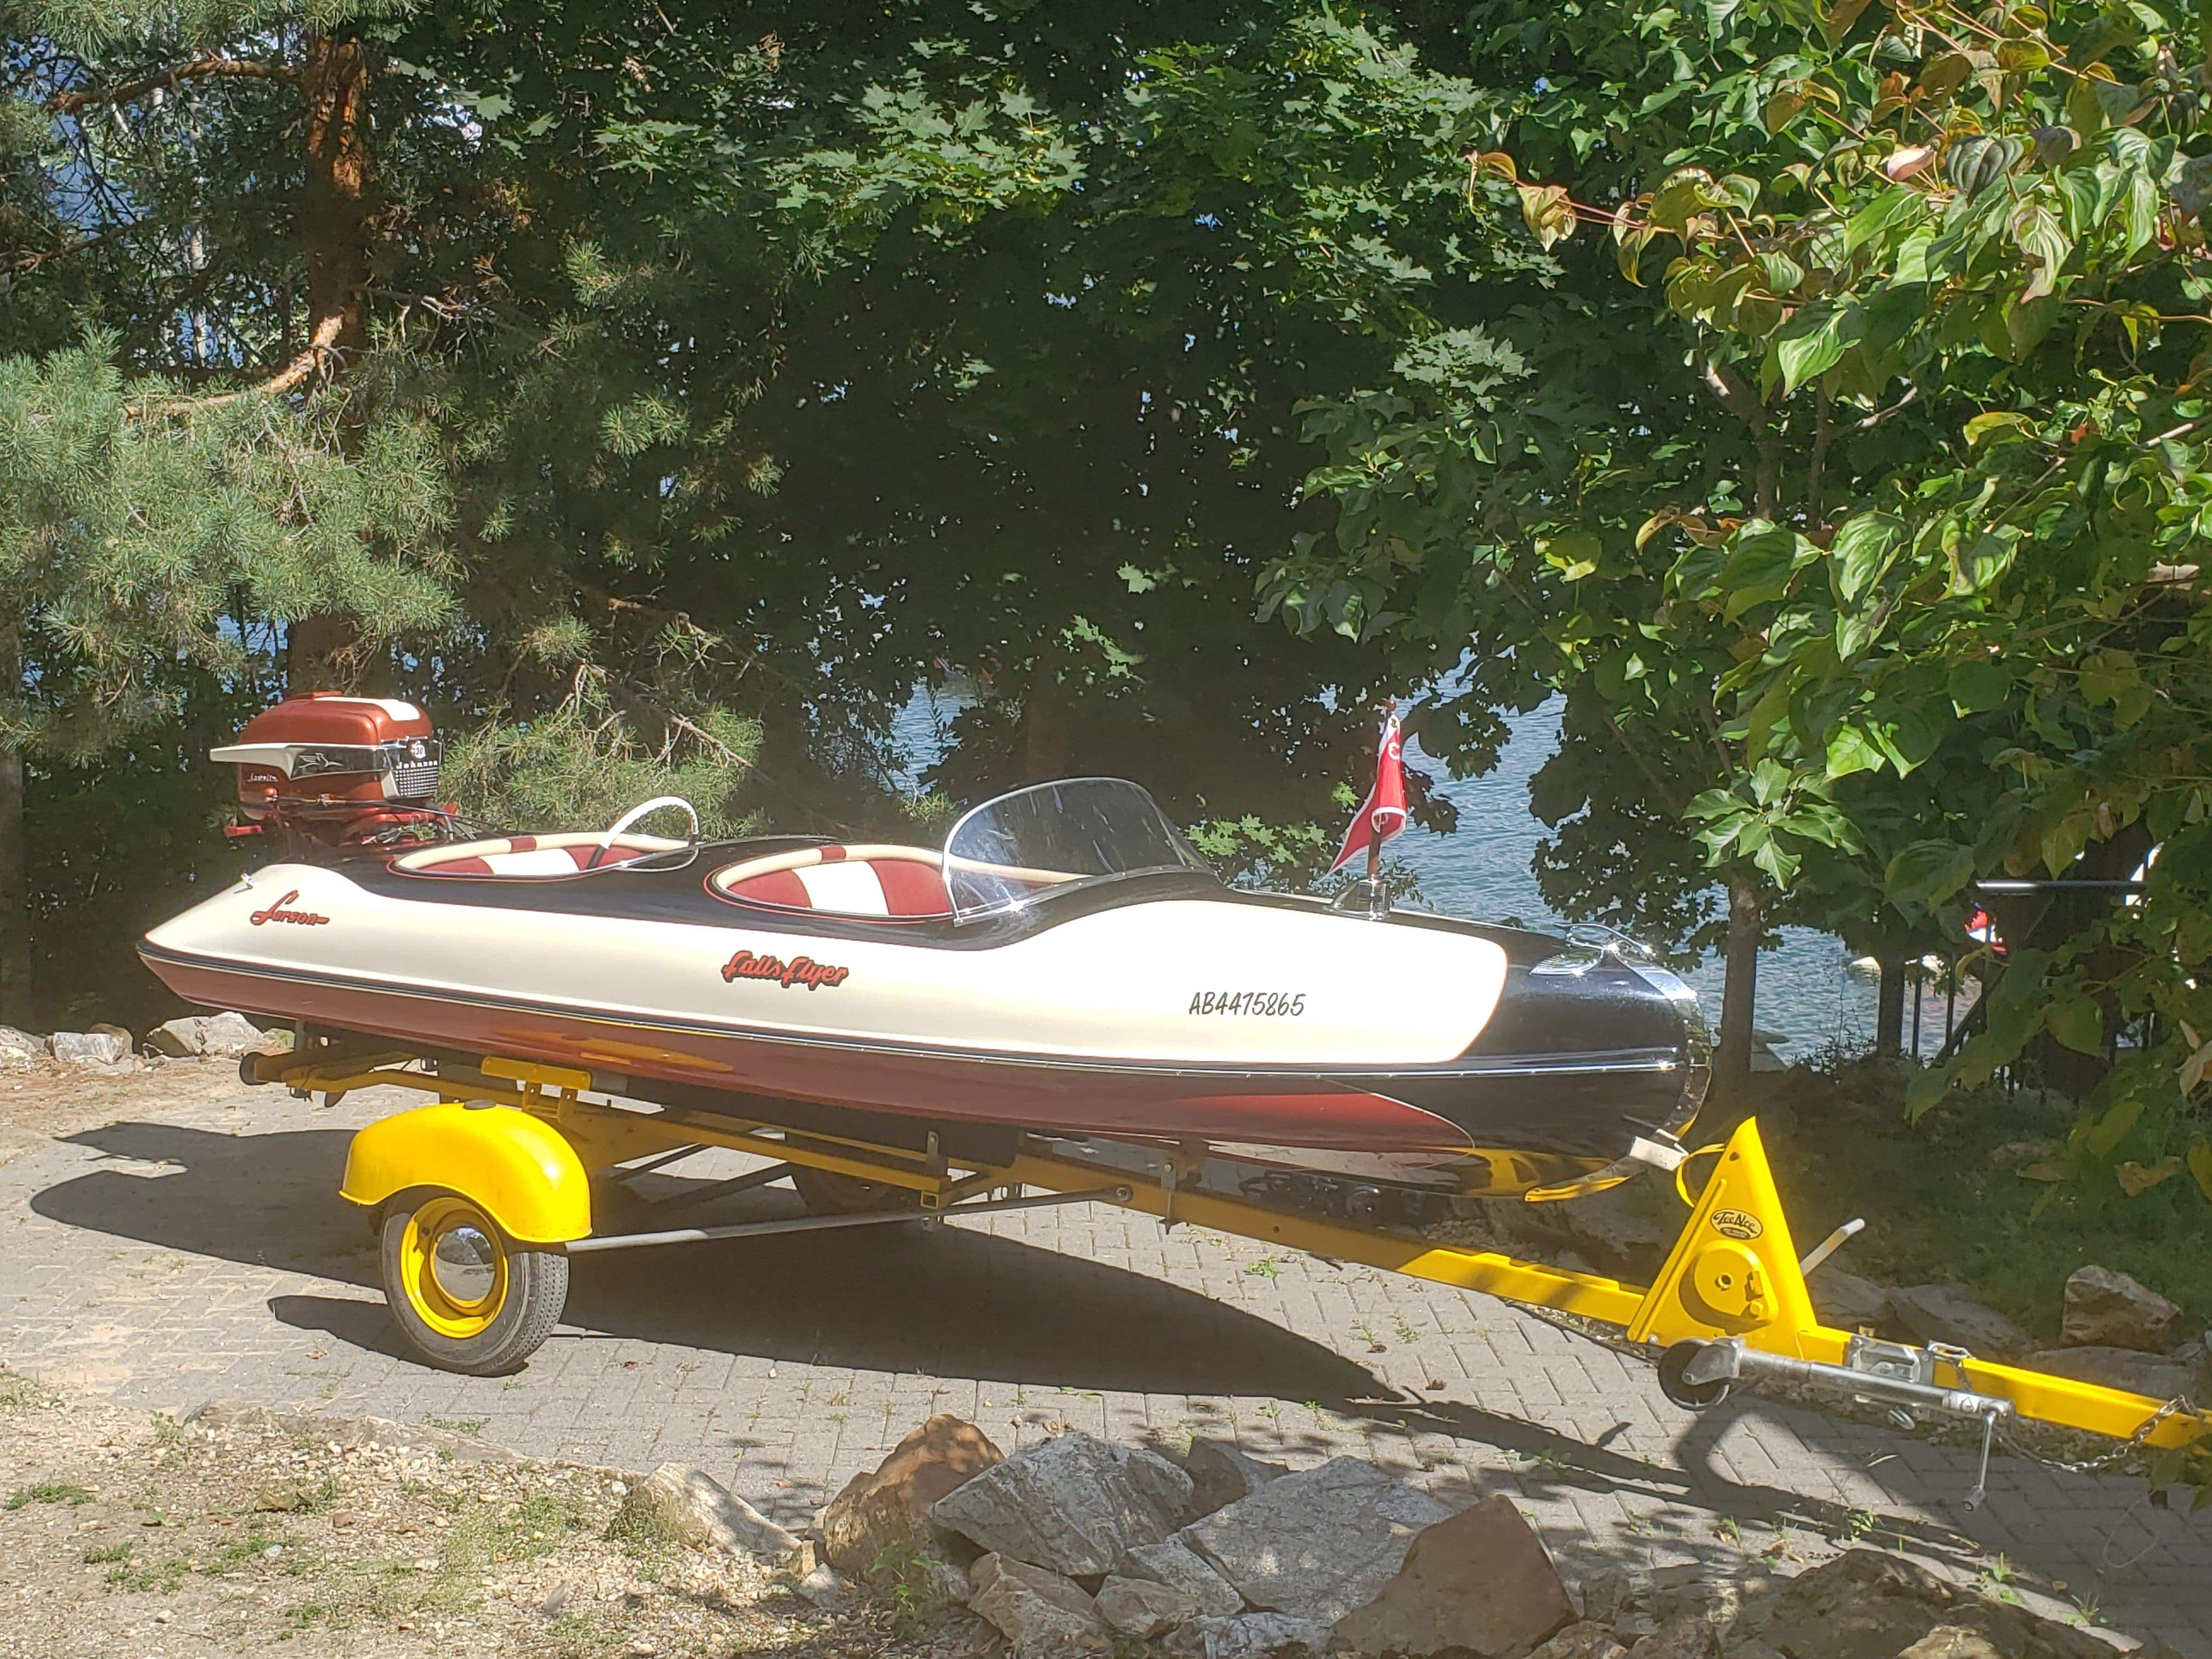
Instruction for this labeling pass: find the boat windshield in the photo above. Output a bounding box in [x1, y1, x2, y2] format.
[943, 778, 1216, 921]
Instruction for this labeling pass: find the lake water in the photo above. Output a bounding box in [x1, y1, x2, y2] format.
[894, 692, 1915, 1062]
[1391, 701, 1880, 1062]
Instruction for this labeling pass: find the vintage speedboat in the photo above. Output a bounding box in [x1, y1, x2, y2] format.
[140, 696, 1709, 1199]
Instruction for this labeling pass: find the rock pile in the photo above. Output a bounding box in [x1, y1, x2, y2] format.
[780, 1417, 2190, 1658]
[0, 1010, 286, 1070]
[499, 1413, 2179, 1659]
[811, 1418, 1573, 1658]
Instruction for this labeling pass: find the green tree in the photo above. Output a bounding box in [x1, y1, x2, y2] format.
[1276, 0, 2212, 1139]
[0, 343, 454, 1023]
[3, 0, 788, 1015]
[575, 5, 1536, 834]
[6, 1, 1521, 1017]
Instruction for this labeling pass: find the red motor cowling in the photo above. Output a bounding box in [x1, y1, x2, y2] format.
[213, 693, 448, 848]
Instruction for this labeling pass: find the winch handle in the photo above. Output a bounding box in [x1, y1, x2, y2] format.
[1798, 1216, 1866, 1278]
[596, 796, 700, 860]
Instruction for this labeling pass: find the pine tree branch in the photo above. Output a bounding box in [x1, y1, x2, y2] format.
[665, 712, 758, 771]
[46, 57, 298, 116]
[124, 311, 345, 418]
[2, 223, 131, 273]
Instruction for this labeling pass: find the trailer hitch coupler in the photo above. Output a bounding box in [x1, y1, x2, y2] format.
[1656, 1338, 2015, 1509]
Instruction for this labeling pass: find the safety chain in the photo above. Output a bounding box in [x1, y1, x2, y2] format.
[1995, 1392, 2205, 1477]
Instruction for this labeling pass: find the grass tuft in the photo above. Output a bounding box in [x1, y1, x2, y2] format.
[5, 1481, 94, 1510]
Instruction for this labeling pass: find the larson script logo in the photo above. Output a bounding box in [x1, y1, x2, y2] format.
[248, 890, 330, 927]
[720, 949, 849, 990]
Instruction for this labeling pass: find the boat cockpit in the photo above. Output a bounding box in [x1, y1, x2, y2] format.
[388, 777, 1220, 925]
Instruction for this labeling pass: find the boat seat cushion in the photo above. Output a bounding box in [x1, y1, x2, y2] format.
[714, 846, 952, 918]
[394, 833, 673, 878]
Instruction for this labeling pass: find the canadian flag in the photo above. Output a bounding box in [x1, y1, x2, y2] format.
[1329, 707, 1408, 874]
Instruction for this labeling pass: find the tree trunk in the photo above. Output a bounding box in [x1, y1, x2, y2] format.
[287, 31, 373, 691]
[1018, 664, 1070, 781]
[285, 613, 360, 690]
[0, 627, 27, 1028]
[1713, 868, 1763, 1103]
[1875, 955, 1907, 1059]
[0, 744, 26, 1030]
[301, 32, 369, 365]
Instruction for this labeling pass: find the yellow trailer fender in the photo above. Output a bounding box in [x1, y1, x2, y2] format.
[340, 1102, 590, 1244]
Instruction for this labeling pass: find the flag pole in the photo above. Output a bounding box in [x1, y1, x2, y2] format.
[1365, 699, 1394, 919]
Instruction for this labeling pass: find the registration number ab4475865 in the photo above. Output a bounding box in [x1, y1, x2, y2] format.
[1187, 990, 1306, 1017]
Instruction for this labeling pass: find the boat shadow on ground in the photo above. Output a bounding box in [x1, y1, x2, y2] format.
[37, 1120, 2004, 1577]
[35, 1120, 1374, 1397]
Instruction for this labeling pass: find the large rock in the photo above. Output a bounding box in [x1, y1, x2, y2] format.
[2060, 1265, 2179, 1353]
[1182, 1436, 1286, 1516]
[932, 1429, 1193, 1577]
[1579, 1567, 1633, 1627]
[1159, 1611, 1333, 1658]
[1530, 1626, 1629, 1659]
[1893, 1633, 2005, 1659]
[1096, 1575, 1201, 1639]
[148, 1011, 272, 1059]
[1809, 1269, 1894, 1334]
[2025, 1346, 2197, 1402]
[1180, 1455, 1452, 1625]
[1886, 1285, 2030, 1359]
[1119, 1536, 1246, 1617]
[968, 1554, 1111, 1658]
[2172, 1334, 2212, 1399]
[1624, 1618, 1718, 1659]
[201, 1010, 272, 1057]
[1757, 1549, 2116, 1659]
[1577, 1561, 1776, 1644]
[1332, 1496, 1575, 1657]
[818, 1413, 1001, 1579]
[618, 1463, 800, 1560]
[146, 1017, 209, 1058]
[50, 1028, 131, 1066]
[0, 1025, 42, 1066]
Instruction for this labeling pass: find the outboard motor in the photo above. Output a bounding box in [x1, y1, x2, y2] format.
[211, 692, 453, 850]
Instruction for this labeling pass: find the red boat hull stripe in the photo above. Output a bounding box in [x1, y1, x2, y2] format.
[147, 951, 1479, 1155]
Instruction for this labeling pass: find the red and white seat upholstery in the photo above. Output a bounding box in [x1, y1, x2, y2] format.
[393, 833, 679, 878]
[709, 845, 952, 919]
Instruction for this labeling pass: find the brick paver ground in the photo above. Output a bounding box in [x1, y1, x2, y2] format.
[2, 1079, 2207, 1654]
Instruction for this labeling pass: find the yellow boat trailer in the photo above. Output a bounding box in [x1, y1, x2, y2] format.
[257, 1048, 2208, 1499]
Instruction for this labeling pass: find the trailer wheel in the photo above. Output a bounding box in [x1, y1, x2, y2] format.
[379, 1193, 568, 1375]
[1656, 1339, 1733, 1410]
[792, 1167, 921, 1216]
